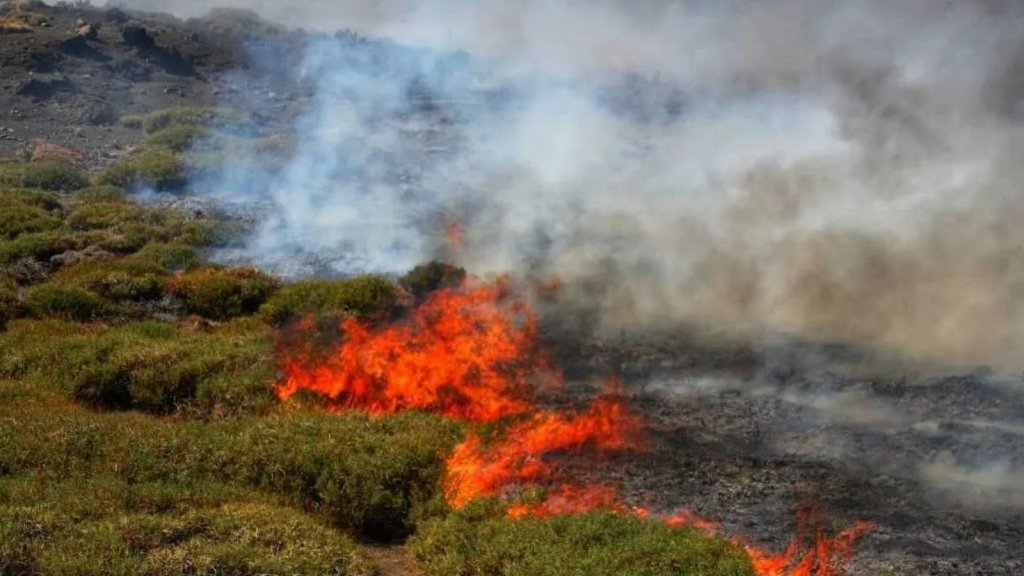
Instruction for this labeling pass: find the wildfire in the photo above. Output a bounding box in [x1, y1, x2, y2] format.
[277, 276, 872, 576]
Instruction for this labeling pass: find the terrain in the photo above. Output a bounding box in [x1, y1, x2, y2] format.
[1, 2, 1023, 576]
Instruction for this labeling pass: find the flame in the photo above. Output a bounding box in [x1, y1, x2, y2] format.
[276, 277, 872, 575]
[277, 279, 549, 421]
[444, 390, 642, 508]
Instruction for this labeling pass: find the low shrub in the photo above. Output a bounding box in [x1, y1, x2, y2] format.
[0, 278, 21, 328]
[260, 275, 396, 326]
[132, 242, 204, 271]
[145, 125, 208, 152]
[92, 149, 187, 192]
[166, 267, 280, 320]
[0, 318, 276, 414]
[0, 475, 373, 576]
[0, 161, 87, 191]
[411, 503, 756, 576]
[0, 404, 463, 540]
[24, 283, 115, 322]
[399, 261, 467, 300]
[0, 196, 60, 240]
[0, 231, 86, 264]
[120, 108, 246, 134]
[75, 185, 127, 203]
[49, 259, 170, 303]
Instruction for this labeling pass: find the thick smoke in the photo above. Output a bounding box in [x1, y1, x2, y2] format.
[125, 0, 1024, 371]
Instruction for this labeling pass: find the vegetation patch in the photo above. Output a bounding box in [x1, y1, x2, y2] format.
[120, 107, 247, 134]
[145, 125, 209, 152]
[0, 404, 463, 541]
[0, 475, 373, 576]
[260, 275, 396, 326]
[167, 267, 280, 320]
[92, 149, 187, 192]
[399, 261, 467, 300]
[0, 161, 87, 191]
[0, 195, 61, 240]
[412, 501, 756, 576]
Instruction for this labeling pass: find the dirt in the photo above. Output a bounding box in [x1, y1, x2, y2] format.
[361, 544, 424, 576]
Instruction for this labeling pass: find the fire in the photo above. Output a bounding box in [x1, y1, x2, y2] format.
[277, 278, 549, 421]
[277, 276, 871, 576]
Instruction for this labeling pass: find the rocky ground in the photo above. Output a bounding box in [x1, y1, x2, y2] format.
[554, 330, 1024, 575]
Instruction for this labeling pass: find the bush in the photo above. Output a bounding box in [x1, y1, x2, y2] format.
[260, 275, 396, 325]
[145, 125, 208, 152]
[75, 185, 127, 203]
[49, 259, 170, 303]
[166, 267, 280, 320]
[120, 108, 246, 134]
[0, 231, 86, 264]
[0, 161, 87, 190]
[24, 283, 115, 321]
[0, 404, 463, 540]
[133, 242, 204, 271]
[0, 279, 22, 328]
[0, 196, 60, 240]
[92, 149, 187, 192]
[0, 476, 373, 576]
[412, 503, 756, 576]
[0, 318, 276, 415]
[399, 261, 467, 300]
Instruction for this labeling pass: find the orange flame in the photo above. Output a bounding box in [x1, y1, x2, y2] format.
[277, 279, 548, 421]
[276, 277, 872, 576]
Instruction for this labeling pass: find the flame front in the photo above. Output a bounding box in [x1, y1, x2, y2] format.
[277, 278, 872, 576]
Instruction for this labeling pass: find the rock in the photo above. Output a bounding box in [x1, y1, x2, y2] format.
[77, 24, 98, 40]
[49, 246, 116, 268]
[121, 24, 155, 49]
[31, 140, 84, 164]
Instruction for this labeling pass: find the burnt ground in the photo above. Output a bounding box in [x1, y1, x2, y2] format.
[552, 330, 1024, 575]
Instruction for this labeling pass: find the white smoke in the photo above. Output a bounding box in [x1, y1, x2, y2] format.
[120, 0, 1024, 370]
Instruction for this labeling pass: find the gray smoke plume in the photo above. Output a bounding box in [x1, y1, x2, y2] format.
[118, 0, 1024, 371]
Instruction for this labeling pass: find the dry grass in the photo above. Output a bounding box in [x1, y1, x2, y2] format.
[0, 16, 32, 33]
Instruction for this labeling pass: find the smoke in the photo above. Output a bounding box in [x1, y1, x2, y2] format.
[125, 0, 1024, 370]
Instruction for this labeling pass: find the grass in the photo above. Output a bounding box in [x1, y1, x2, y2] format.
[412, 500, 756, 576]
[92, 149, 187, 192]
[145, 125, 210, 152]
[0, 162, 87, 191]
[0, 401, 463, 541]
[0, 318, 277, 416]
[120, 108, 247, 134]
[0, 475, 373, 576]
[259, 275, 396, 326]
[166, 267, 280, 320]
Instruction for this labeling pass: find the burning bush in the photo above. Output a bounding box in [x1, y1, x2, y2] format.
[412, 503, 755, 576]
[259, 275, 395, 326]
[166, 267, 279, 320]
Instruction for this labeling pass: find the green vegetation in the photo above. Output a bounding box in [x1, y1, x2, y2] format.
[92, 149, 187, 192]
[260, 275, 396, 325]
[167, 267, 280, 320]
[120, 107, 246, 134]
[0, 195, 61, 239]
[0, 161, 87, 191]
[145, 125, 210, 152]
[412, 501, 755, 576]
[399, 261, 467, 299]
[0, 475, 372, 576]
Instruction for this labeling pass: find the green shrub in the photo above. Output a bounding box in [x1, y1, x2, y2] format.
[0, 279, 21, 328]
[75, 185, 127, 203]
[260, 275, 396, 325]
[49, 259, 170, 303]
[0, 162, 87, 191]
[64, 201, 232, 250]
[24, 284, 115, 321]
[66, 201, 143, 231]
[92, 149, 187, 192]
[0, 404, 463, 541]
[0, 187, 62, 210]
[0, 196, 60, 240]
[412, 504, 755, 576]
[0, 318, 275, 414]
[0, 475, 373, 576]
[166, 267, 280, 320]
[133, 242, 204, 271]
[399, 261, 467, 299]
[120, 108, 246, 134]
[145, 125, 209, 152]
[0, 231, 87, 264]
